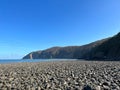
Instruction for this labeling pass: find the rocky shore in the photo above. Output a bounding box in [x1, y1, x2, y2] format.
[0, 61, 120, 90]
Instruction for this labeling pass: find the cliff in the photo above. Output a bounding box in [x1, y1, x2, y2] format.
[23, 32, 120, 60]
[85, 32, 120, 60]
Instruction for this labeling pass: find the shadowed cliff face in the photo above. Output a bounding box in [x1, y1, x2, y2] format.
[23, 32, 120, 60]
[86, 32, 120, 60]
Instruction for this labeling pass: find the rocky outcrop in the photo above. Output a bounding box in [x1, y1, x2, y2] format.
[23, 32, 120, 60]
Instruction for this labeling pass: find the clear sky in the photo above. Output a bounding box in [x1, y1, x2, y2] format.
[0, 0, 120, 59]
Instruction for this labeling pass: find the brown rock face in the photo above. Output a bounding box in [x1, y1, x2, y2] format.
[23, 32, 120, 61]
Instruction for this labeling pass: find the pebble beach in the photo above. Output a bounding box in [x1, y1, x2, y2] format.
[0, 61, 120, 90]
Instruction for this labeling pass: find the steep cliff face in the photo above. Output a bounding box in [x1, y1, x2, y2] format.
[86, 32, 120, 60]
[23, 51, 42, 59]
[23, 32, 120, 60]
[23, 38, 108, 59]
[72, 38, 109, 59]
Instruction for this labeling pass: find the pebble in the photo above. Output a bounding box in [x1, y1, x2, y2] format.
[83, 85, 92, 90]
[103, 85, 110, 90]
[0, 61, 119, 90]
[95, 85, 101, 90]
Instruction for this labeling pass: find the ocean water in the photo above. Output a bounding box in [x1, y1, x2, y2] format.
[0, 59, 76, 64]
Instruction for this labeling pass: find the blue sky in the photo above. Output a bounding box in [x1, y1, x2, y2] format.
[0, 0, 120, 59]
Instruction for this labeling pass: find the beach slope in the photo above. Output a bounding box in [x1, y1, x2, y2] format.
[0, 61, 120, 90]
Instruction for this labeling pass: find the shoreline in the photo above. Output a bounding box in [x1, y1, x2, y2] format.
[0, 59, 78, 64]
[0, 61, 120, 89]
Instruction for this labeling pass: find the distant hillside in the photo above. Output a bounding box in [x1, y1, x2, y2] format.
[23, 37, 109, 59]
[23, 32, 120, 60]
[23, 46, 79, 59]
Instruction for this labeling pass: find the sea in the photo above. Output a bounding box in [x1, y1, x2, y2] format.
[0, 59, 76, 64]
